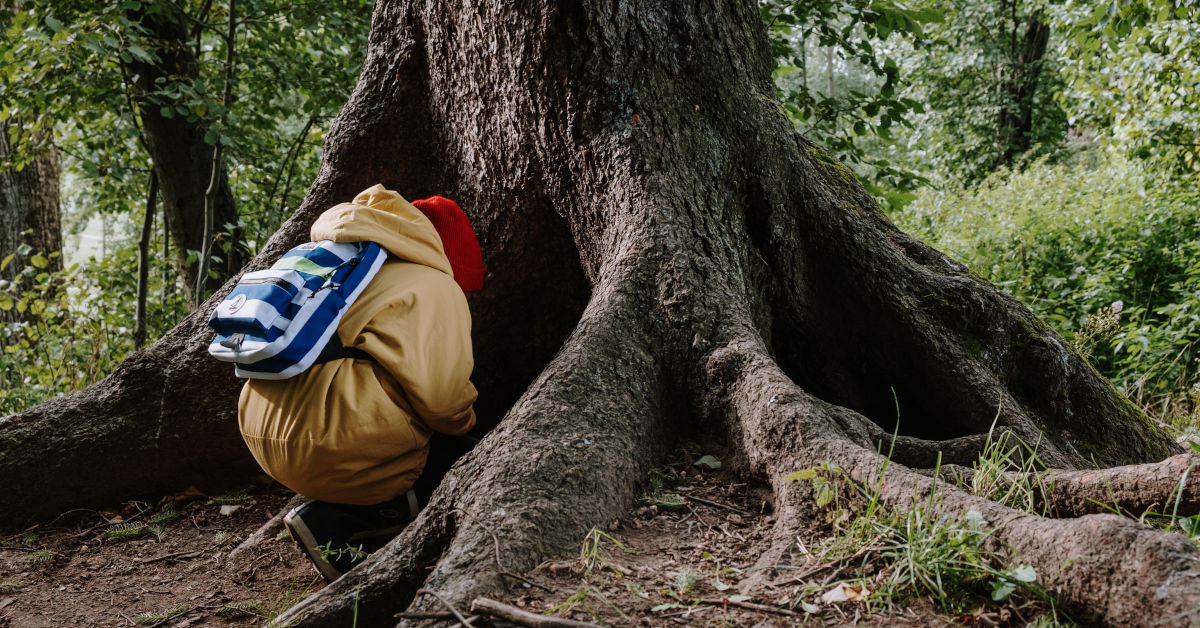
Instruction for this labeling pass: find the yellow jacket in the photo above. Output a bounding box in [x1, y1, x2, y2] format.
[238, 185, 478, 505]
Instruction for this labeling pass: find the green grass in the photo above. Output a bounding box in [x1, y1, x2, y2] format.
[786, 449, 1069, 624]
[578, 527, 630, 578]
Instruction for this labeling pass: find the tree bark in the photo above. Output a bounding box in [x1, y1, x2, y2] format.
[126, 2, 245, 303]
[0, 1, 1196, 626]
[0, 120, 61, 323]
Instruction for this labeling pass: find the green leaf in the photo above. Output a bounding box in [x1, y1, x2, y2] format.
[1012, 564, 1037, 582]
[0, 254, 13, 272]
[991, 580, 1016, 602]
[127, 45, 153, 63]
[30, 254, 48, 269]
[0, 293, 12, 311]
[43, 16, 64, 33]
[784, 468, 818, 481]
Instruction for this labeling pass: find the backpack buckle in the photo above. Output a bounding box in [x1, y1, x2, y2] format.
[220, 333, 245, 350]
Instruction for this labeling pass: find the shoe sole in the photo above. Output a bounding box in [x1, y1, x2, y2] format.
[283, 506, 343, 582]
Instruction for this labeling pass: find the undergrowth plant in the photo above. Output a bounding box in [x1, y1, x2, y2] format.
[894, 149, 1200, 430]
[786, 457, 1068, 624]
[972, 422, 1053, 515]
[0, 246, 189, 415]
[579, 527, 630, 577]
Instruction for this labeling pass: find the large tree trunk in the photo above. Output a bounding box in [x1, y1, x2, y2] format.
[127, 3, 245, 302]
[0, 120, 61, 322]
[1, 1, 1197, 625]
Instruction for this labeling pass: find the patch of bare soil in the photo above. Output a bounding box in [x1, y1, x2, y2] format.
[430, 447, 963, 628]
[2, 449, 979, 627]
[0, 480, 319, 627]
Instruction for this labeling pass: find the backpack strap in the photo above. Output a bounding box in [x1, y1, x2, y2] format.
[312, 335, 375, 365]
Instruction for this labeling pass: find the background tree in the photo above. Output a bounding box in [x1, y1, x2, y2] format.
[4, 1, 1200, 626]
[0, 1, 62, 322]
[763, 0, 942, 207]
[0, 0, 371, 302]
[0, 121, 61, 321]
[891, 0, 1067, 185]
[0, 0, 371, 412]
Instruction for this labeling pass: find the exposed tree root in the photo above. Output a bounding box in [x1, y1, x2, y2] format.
[710, 332, 1200, 626]
[227, 494, 306, 561]
[276, 275, 674, 626]
[5, 2, 1197, 627]
[1038, 454, 1200, 518]
[470, 597, 600, 628]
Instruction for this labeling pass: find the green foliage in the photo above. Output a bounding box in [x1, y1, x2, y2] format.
[894, 149, 1200, 422]
[885, 0, 1068, 186]
[1052, 1, 1200, 172]
[972, 423, 1053, 514]
[106, 521, 149, 542]
[0, 244, 189, 415]
[579, 527, 630, 578]
[0, 0, 371, 249]
[762, 0, 943, 204]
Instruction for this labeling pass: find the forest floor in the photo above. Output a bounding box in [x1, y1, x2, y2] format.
[0, 447, 1038, 627]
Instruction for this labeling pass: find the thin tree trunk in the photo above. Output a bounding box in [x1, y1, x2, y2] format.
[135, 171, 159, 349]
[194, 0, 238, 306]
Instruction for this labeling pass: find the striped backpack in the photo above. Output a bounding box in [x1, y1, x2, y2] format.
[207, 240, 387, 379]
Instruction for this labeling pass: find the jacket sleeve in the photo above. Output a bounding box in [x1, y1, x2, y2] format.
[356, 276, 477, 436]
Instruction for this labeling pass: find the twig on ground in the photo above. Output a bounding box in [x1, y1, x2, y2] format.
[687, 495, 748, 514]
[396, 611, 459, 620]
[417, 588, 474, 627]
[659, 605, 713, 619]
[471, 597, 601, 628]
[685, 502, 712, 530]
[227, 493, 306, 560]
[137, 548, 203, 564]
[698, 597, 800, 617]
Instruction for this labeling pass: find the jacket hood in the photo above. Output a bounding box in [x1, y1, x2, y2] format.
[310, 184, 453, 276]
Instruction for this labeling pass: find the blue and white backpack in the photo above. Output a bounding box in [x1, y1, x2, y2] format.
[207, 240, 387, 379]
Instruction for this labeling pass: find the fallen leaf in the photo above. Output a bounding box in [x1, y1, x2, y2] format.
[219, 505, 242, 516]
[819, 582, 870, 604]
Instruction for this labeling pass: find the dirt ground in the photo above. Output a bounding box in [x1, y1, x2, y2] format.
[0, 451, 968, 627]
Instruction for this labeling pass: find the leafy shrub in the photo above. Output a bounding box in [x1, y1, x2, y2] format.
[894, 149, 1200, 425]
[0, 245, 188, 415]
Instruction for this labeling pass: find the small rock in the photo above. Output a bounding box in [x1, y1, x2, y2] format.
[220, 504, 242, 516]
[694, 455, 722, 470]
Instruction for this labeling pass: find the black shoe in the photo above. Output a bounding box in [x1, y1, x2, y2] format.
[283, 491, 420, 581]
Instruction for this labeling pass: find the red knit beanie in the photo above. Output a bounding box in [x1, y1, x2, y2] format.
[411, 195, 485, 292]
